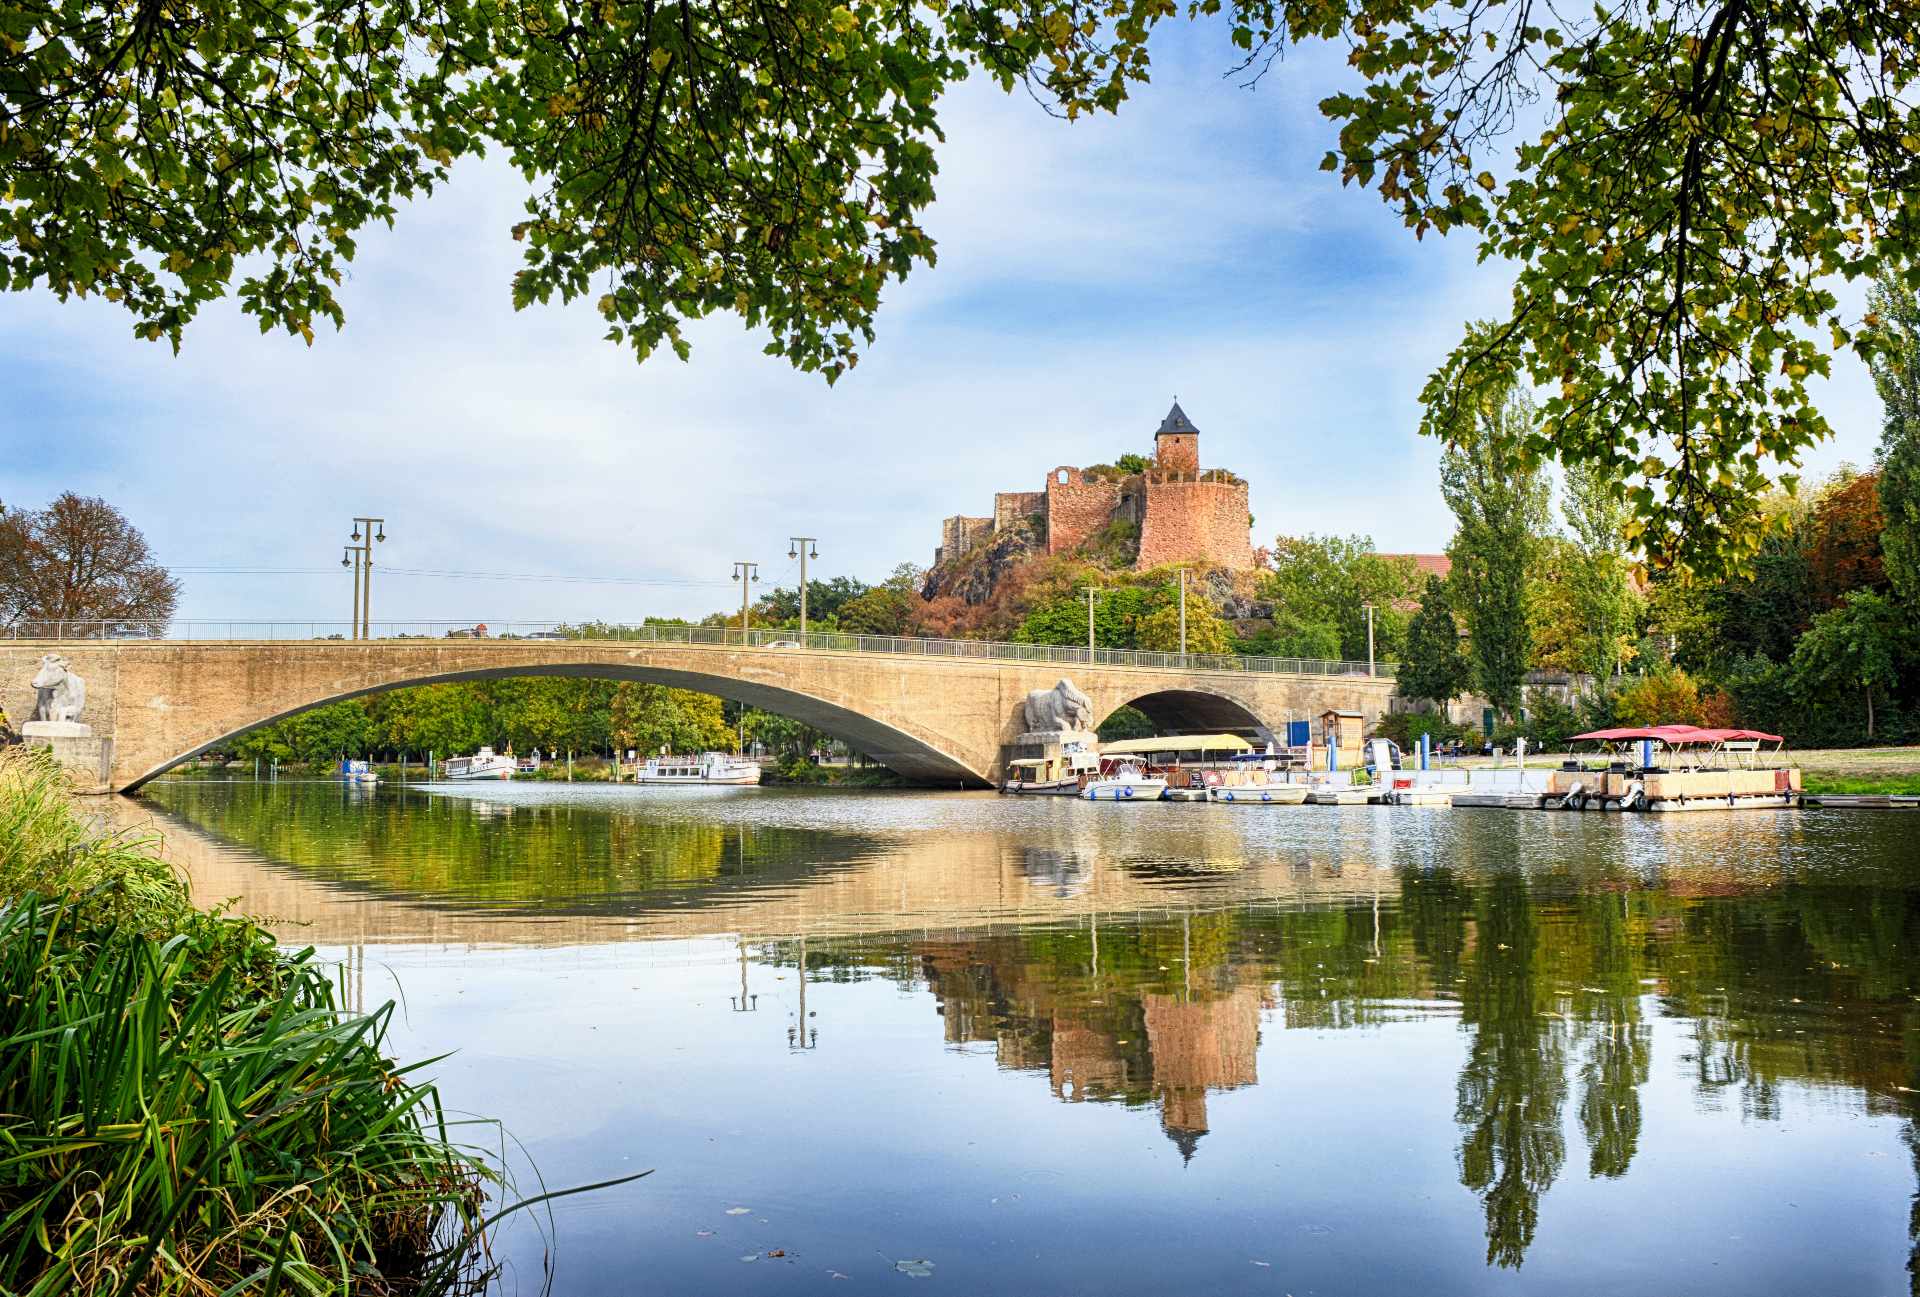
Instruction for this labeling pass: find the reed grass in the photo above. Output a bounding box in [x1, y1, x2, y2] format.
[0, 747, 497, 1296]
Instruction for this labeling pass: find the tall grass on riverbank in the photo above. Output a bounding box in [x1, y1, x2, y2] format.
[0, 747, 495, 1296]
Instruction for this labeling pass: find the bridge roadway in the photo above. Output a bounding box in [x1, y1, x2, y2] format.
[3, 629, 1399, 792]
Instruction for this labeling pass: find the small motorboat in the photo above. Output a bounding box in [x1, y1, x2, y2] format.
[441, 746, 517, 781]
[337, 757, 379, 785]
[1080, 760, 1169, 802]
[1207, 782, 1307, 805]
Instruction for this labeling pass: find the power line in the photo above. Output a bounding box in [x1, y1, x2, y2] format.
[170, 565, 734, 587]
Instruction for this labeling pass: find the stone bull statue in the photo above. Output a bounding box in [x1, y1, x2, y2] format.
[29, 653, 86, 725]
[1022, 678, 1094, 733]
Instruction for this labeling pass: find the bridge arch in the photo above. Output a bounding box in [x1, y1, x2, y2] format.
[1096, 687, 1275, 746]
[121, 661, 988, 791]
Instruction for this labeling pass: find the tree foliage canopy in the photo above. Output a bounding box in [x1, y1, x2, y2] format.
[12, 0, 1918, 563]
[0, 493, 178, 631]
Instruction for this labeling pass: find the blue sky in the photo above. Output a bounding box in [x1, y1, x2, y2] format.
[0, 25, 1888, 628]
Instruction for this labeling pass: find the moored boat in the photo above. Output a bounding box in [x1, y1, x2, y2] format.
[637, 752, 762, 786]
[1002, 747, 1100, 794]
[1207, 782, 1308, 805]
[337, 757, 379, 785]
[1080, 760, 1169, 802]
[441, 747, 516, 781]
[1549, 726, 1800, 811]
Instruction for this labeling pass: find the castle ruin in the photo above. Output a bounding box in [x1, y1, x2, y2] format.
[933, 402, 1256, 572]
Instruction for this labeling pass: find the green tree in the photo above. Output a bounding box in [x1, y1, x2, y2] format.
[1261, 536, 1420, 663]
[613, 684, 734, 755]
[1013, 586, 1153, 649]
[1869, 271, 1920, 613]
[1790, 590, 1911, 739]
[1560, 463, 1639, 682]
[1134, 586, 1230, 654]
[838, 586, 914, 635]
[1399, 575, 1470, 706]
[1442, 391, 1551, 722]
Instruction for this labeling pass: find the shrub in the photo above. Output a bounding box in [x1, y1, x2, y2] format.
[1612, 668, 1707, 726]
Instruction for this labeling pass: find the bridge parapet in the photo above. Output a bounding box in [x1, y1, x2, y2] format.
[5, 619, 1396, 681]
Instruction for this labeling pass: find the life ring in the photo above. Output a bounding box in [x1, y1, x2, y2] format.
[1204, 770, 1223, 786]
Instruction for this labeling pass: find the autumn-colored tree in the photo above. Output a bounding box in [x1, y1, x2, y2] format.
[1612, 670, 1707, 729]
[0, 494, 179, 634]
[1801, 471, 1887, 611]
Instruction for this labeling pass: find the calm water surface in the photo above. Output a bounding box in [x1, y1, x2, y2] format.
[126, 781, 1920, 1296]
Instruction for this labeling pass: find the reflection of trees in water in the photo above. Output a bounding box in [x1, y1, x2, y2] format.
[140, 782, 883, 915]
[1455, 871, 1567, 1269]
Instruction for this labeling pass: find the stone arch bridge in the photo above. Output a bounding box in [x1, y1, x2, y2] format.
[2, 634, 1398, 793]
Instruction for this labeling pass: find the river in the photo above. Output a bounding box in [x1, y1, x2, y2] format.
[119, 781, 1919, 1295]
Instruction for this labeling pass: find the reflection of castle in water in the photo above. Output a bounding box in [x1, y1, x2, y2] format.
[919, 932, 1265, 1161]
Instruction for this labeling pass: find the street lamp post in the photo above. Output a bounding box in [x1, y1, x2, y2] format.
[1363, 601, 1376, 677]
[341, 547, 360, 637]
[732, 561, 760, 635]
[1081, 586, 1102, 654]
[1178, 569, 1188, 657]
[344, 517, 386, 639]
[788, 537, 818, 643]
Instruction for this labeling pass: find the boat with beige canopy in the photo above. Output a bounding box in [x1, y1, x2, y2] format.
[1549, 725, 1800, 812]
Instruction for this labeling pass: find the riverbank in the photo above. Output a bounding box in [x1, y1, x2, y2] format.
[0, 748, 496, 1296]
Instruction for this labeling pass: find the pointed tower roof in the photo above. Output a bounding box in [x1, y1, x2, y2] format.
[1157, 401, 1199, 436]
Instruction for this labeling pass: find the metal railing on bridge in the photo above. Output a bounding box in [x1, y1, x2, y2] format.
[4, 619, 1398, 679]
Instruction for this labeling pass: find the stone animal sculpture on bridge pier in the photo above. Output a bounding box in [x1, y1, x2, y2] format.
[1023, 679, 1096, 734]
[29, 654, 86, 727]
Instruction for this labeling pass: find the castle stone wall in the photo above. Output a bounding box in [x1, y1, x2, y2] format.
[993, 491, 1046, 532]
[1137, 479, 1254, 571]
[937, 515, 994, 566]
[1045, 473, 1123, 555]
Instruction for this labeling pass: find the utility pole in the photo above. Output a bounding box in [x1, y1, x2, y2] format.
[1363, 601, 1376, 677]
[1081, 586, 1101, 653]
[1178, 569, 1188, 656]
[788, 537, 818, 642]
[343, 517, 386, 638]
[732, 561, 760, 633]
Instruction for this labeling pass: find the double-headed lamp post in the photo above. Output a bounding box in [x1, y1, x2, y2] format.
[1362, 601, 1376, 677]
[732, 561, 760, 634]
[342, 517, 386, 639]
[788, 537, 818, 642]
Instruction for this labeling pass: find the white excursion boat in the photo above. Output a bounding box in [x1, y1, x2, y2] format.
[441, 747, 517, 781]
[636, 752, 762, 786]
[1080, 760, 1169, 802]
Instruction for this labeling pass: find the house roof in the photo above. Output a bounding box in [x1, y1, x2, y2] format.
[1379, 553, 1452, 579]
[1157, 401, 1199, 436]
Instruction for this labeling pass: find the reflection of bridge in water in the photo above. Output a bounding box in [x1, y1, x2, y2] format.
[109, 794, 1412, 947]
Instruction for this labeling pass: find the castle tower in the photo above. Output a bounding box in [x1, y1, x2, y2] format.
[1155, 401, 1200, 475]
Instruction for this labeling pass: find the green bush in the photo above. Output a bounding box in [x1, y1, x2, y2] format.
[1372, 711, 1476, 750]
